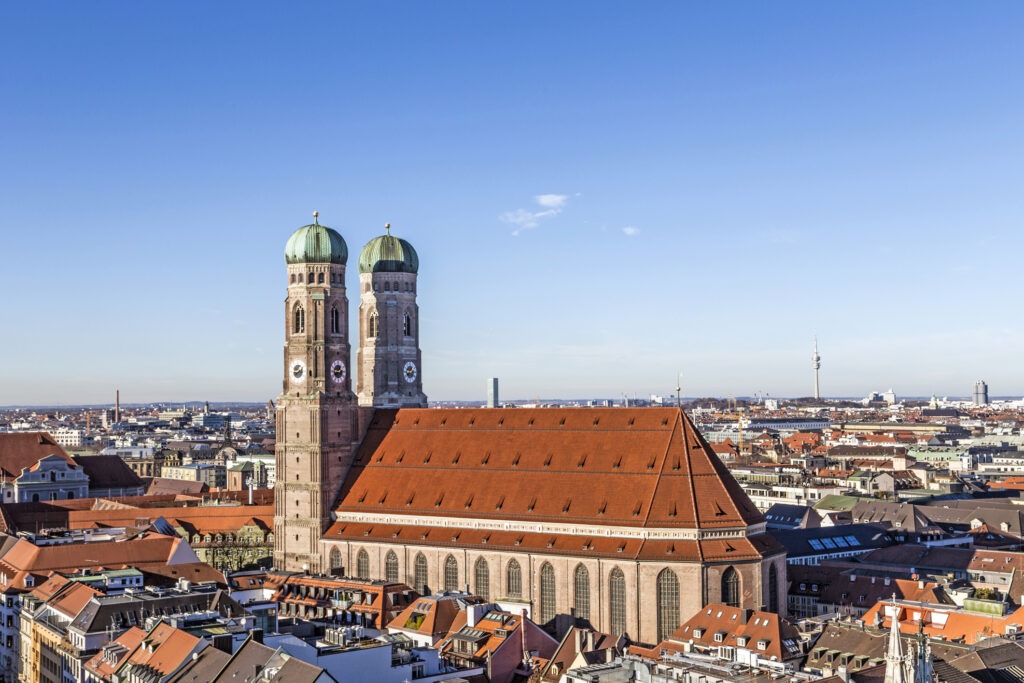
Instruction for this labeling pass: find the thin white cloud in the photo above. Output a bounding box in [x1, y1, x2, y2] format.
[622, 226, 639, 236]
[502, 193, 571, 236]
[535, 194, 568, 209]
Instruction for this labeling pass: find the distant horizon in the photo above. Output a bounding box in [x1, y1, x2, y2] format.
[1, 393, 1014, 411]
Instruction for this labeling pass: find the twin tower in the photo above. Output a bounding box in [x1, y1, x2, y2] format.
[281, 213, 427, 408]
[274, 214, 426, 572]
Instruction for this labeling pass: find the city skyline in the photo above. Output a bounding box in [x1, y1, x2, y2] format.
[2, 3, 1023, 404]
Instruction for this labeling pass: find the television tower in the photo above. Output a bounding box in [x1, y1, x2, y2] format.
[812, 337, 821, 400]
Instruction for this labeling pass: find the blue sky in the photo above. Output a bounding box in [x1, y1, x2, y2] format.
[1, 2, 1022, 405]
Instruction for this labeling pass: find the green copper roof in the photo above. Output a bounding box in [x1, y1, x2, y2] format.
[284, 219, 348, 265]
[358, 229, 419, 274]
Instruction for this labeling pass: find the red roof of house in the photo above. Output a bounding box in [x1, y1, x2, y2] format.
[0, 433, 75, 478]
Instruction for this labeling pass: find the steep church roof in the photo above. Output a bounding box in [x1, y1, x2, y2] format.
[333, 407, 764, 532]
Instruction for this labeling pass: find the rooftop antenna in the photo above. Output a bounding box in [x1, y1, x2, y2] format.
[812, 335, 822, 400]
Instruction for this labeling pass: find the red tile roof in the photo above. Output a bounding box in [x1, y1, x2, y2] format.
[632, 603, 802, 662]
[0, 432, 74, 478]
[336, 408, 763, 531]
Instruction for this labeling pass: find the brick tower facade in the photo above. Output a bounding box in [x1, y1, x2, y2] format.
[274, 215, 361, 572]
[356, 227, 427, 408]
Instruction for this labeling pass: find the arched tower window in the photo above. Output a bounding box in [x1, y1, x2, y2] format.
[574, 564, 590, 621]
[414, 553, 428, 593]
[317, 272, 324, 283]
[293, 305, 305, 334]
[385, 551, 399, 583]
[331, 306, 340, 334]
[330, 548, 342, 573]
[768, 564, 779, 614]
[722, 566, 740, 608]
[506, 560, 522, 599]
[656, 568, 680, 642]
[403, 311, 413, 336]
[474, 558, 490, 600]
[609, 568, 627, 635]
[356, 549, 369, 579]
[307, 272, 314, 284]
[444, 555, 459, 592]
[539, 562, 556, 624]
[368, 311, 379, 339]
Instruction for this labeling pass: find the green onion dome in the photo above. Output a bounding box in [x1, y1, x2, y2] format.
[358, 225, 419, 274]
[284, 214, 348, 265]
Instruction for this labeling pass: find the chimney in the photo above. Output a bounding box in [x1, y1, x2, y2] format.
[575, 628, 584, 652]
[211, 634, 232, 653]
[587, 630, 595, 650]
[741, 609, 753, 625]
[252, 628, 264, 644]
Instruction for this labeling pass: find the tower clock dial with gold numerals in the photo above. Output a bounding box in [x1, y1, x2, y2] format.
[403, 361, 418, 383]
[290, 359, 306, 382]
[330, 359, 347, 384]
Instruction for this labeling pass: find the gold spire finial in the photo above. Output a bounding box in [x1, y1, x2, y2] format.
[385, 223, 391, 235]
[313, 211, 319, 224]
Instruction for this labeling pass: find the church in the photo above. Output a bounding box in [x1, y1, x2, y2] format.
[273, 215, 786, 645]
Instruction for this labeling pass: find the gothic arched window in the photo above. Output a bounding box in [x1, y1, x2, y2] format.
[403, 311, 413, 336]
[414, 552, 428, 593]
[540, 562, 556, 624]
[307, 272, 314, 284]
[356, 549, 369, 579]
[317, 272, 324, 283]
[293, 305, 305, 334]
[657, 568, 680, 642]
[609, 568, 627, 635]
[506, 560, 522, 599]
[444, 555, 459, 592]
[368, 311, 379, 338]
[330, 548, 342, 573]
[474, 558, 490, 600]
[768, 564, 779, 614]
[722, 566, 740, 608]
[574, 564, 590, 621]
[385, 551, 399, 583]
[331, 306, 340, 334]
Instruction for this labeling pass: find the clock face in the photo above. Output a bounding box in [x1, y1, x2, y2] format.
[330, 360, 347, 384]
[403, 361, 418, 383]
[290, 359, 306, 382]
